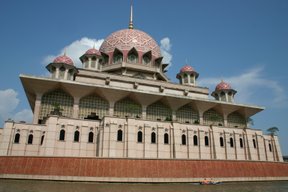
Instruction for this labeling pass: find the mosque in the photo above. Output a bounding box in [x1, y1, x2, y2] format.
[0, 3, 286, 183]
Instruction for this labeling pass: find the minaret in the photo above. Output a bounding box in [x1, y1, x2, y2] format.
[129, 0, 134, 29]
[211, 80, 237, 102]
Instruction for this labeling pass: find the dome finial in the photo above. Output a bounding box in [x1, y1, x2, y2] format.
[129, 0, 134, 29]
[64, 48, 67, 56]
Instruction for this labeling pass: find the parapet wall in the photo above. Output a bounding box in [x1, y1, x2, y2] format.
[0, 156, 288, 182]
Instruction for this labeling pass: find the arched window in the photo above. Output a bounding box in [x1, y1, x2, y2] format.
[151, 132, 156, 144]
[220, 137, 224, 147]
[41, 135, 45, 145]
[164, 133, 169, 144]
[204, 136, 209, 146]
[183, 73, 188, 83]
[74, 130, 80, 142]
[137, 131, 143, 143]
[28, 134, 33, 144]
[88, 132, 94, 143]
[181, 134, 186, 145]
[253, 139, 257, 149]
[59, 66, 66, 79]
[193, 135, 198, 146]
[269, 143, 272, 152]
[239, 138, 243, 148]
[113, 49, 123, 64]
[59, 129, 65, 141]
[230, 138, 234, 148]
[128, 48, 138, 63]
[14, 133, 20, 143]
[117, 130, 123, 141]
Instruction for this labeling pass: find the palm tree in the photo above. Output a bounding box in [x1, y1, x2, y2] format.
[267, 126, 279, 136]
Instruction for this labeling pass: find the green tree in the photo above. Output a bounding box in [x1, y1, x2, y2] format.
[267, 126, 279, 136]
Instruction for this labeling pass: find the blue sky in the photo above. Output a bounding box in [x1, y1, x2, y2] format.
[0, 0, 287, 155]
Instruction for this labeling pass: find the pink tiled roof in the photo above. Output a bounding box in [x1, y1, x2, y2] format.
[100, 29, 161, 58]
[180, 65, 195, 73]
[85, 48, 101, 56]
[216, 81, 232, 91]
[53, 55, 74, 65]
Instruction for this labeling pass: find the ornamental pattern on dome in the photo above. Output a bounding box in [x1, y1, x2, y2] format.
[216, 81, 232, 91]
[85, 48, 101, 56]
[53, 55, 74, 65]
[100, 29, 161, 58]
[180, 65, 195, 73]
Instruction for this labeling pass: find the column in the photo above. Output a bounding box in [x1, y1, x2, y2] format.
[223, 114, 228, 127]
[64, 68, 68, 80]
[199, 111, 204, 125]
[109, 101, 115, 116]
[88, 58, 92, 69]
[33, 94, 42, 124]
[142, 105, 147, 120]
[55, 67, 60, 79]
[73, 97, 80, 118]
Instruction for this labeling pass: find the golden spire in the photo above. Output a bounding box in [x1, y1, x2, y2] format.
[129, 0, 134, 29]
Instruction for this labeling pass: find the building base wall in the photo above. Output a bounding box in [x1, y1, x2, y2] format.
[0, 156, 288, 182]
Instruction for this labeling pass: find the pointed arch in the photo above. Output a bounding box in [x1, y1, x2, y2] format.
[79, 94, 109, 120]
[176, 104, 199, 124]
[203, 109, 224, 126]
[142, 51, 151, 65]
[113, 48, 123, 64]
[146, 101, 172, 121]
[227, 112, 246, 128]
[128, 47, 138, 64]
[39, 89, 73, 120]
[114, 97, 141, 118]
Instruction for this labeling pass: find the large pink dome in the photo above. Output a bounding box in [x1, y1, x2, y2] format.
[53, 55, 74, 65]
[99, 29, 161, 58]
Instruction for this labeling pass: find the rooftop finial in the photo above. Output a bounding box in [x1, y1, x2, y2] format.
[64, 48, 67, 56]
[129, 0, 134, 29]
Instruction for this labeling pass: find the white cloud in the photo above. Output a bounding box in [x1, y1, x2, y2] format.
[42, 37, 104, 67]
[0, 89, 32, 126]
[160, 37, 172, 67]
[198, 66, 288, 107]
[13, 109, 33, 123]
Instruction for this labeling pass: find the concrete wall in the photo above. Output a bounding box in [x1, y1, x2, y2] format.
[0, 116, 283, 163]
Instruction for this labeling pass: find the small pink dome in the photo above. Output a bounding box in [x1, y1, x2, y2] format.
[85, 48, 101, 56]
[180, 65, 195, 73]
[216, 81, 232, 91]
[53, 55, 74, 65]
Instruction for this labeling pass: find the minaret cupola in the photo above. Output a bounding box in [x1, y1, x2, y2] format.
[211, 80, 237, 102]
[46, 53, 77, 80]
[80, 47, 102, 71]
[176, 65, 199, 86]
